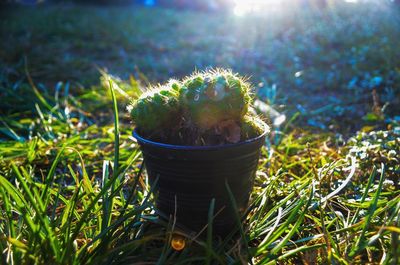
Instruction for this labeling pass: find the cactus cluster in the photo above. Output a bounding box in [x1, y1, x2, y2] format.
[128, 69, 268, 145]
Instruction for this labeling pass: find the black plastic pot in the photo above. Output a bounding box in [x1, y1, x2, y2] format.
[133, 127, 267, 236]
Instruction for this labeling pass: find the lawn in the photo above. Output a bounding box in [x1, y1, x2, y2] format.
[0, 2, 399, 264]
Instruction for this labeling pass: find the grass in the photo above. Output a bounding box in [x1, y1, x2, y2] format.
[0, 2, 400, 264]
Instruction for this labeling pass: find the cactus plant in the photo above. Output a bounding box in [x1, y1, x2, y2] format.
[129, 69, 268, 145]
[241, 115, 267, 141]
[128, 82, 181, 134]
[179, 69, 252, 129]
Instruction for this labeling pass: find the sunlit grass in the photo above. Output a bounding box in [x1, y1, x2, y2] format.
[0, 71, 398, 264]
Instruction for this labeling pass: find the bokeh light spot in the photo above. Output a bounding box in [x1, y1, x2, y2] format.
[171, 235, 186, 251]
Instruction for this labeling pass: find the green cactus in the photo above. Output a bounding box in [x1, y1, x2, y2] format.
[129, 84, 181, 133]
[179, 69, 252, 129]
[241, 115, 268, 141]
[129, 69, 267, 144]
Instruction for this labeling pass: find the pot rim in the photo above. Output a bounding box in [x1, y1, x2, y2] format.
[132, 120, 269, 151]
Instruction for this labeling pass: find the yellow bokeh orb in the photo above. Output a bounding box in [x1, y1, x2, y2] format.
[171, 235, 186, 251]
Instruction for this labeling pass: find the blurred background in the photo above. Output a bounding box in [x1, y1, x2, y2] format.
[1, 0, 399, 135]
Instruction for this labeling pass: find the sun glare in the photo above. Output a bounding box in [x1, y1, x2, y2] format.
[233, 0, 284, 16]
[233, 0, 364, 16]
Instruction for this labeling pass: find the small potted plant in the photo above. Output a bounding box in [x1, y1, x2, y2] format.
[129, 69, 269, 236]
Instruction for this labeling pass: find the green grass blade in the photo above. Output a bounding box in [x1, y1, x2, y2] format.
[274, 243, 326, 263]
[60, 182, 83, 264]
[205, 198, 215, 265]
[10, 164, 61, 260]
[225, 180, 253, 264]
[109, 79, 120, 178]
[41, 145, 66, 207]
[256, 195, 307, 255]
[269, 183, 314, 256]
[349, 163, 386, 258]
[0, 187, 16, 239]
[0, 175, 35, 224]
[350, 166, 377, 225]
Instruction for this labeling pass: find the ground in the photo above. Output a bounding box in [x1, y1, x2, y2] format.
[0, 2, 399, 265]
